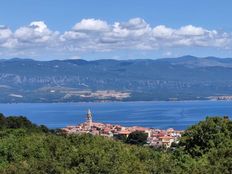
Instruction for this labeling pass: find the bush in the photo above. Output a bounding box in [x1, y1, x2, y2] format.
[126, 131, 148, 145]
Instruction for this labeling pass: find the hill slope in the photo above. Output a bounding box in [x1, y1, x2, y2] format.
[0, 114, 231, 173]
[1, 55, 232, 102]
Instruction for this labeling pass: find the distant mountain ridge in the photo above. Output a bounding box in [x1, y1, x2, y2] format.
[159, 55, 232, 68]
[1, 55, 232, 102]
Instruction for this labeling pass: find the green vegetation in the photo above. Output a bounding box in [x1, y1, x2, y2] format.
[125, 131, 148, 145]
[0, 113, 231, 173]
[179, 116, 232, 157]
[114, 131, 148, 145]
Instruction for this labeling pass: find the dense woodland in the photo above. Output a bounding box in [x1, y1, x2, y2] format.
[0, 113, 231, 174]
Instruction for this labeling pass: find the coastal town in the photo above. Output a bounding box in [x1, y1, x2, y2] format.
[61, 109, 184, 148]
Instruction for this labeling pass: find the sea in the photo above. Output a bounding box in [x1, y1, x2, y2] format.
[0, 100, 231, 130]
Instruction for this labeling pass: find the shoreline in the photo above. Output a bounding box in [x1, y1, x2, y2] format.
[1, 99, 232, 104]
[0, 101, 231, 131]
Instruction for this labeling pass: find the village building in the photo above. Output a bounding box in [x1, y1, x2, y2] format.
[61, 110, 183, 148]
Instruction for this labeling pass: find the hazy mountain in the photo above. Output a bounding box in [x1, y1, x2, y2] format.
[1, 55, 232, 102]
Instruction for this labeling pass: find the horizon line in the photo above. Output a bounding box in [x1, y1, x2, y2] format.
[0, 55, 231, 62]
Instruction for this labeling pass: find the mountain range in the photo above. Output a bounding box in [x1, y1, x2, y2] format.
[1, 55, 232, 102]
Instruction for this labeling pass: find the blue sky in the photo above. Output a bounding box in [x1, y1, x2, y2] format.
[0, 0, 232, 60]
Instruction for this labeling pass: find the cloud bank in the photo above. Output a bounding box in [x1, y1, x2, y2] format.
[0, 18, 231, 59]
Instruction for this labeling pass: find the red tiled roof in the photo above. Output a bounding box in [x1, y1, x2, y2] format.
[159, 136, 173, 139]
[118, 130, 131, 135]
[154, 133, 165, 137]
[131, 126, 148, 131]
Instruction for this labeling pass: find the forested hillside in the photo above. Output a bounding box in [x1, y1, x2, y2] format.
[0, 114, 231, 173]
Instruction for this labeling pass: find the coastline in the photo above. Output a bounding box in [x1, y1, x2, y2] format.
[0, 100, 231, 131]
[1, 98, 232, 104]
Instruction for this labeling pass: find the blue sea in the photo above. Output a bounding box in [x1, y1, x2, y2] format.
[0, 101, 231, 130]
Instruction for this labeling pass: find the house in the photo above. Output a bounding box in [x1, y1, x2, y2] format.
[159, 136, 175, 148]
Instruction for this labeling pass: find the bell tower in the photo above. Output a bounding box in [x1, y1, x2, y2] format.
[86, 109, 93, 130]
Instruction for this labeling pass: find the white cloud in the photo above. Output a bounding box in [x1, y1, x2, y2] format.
[177, 25, 205, 36]
[0, 26, 17, 49]
[30, 21, 48, 32]
[15, 21, 58, 45]
[153, 25, 174, 38]
[122, 18, 149, 30]
[73, 18, 109, 32]
[0, 18, 231, 58]
[0, 26, 12, 39]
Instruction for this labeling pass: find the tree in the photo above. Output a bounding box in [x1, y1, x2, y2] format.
[114, 134, 127, 142]
[179, 116, 232, 157]
[0, 113, 6, 129]
[126, 131, 148, 145]
[0, 115, 231, 173]
[6, 116, 35, 129]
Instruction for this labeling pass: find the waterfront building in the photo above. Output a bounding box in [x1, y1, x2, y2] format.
[61, 110, 183, 148]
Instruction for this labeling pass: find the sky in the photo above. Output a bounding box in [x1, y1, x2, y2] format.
[0, 0, 232, 60]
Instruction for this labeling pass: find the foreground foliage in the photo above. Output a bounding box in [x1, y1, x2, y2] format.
[0, 114, 231, 174]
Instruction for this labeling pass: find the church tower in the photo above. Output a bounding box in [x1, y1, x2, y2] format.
[86, 109, 93, 130]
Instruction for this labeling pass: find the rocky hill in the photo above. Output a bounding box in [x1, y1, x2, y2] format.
[1, 55, 232, 102]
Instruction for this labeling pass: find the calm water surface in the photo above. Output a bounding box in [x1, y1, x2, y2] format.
[0, 101, 231, 130]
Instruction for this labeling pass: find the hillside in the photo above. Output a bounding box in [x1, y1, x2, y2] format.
[0, 114, 231, 173]
[1, 56, 232, 102]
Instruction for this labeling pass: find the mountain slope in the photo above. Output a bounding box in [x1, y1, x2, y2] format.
[1, 56, 232, 102]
